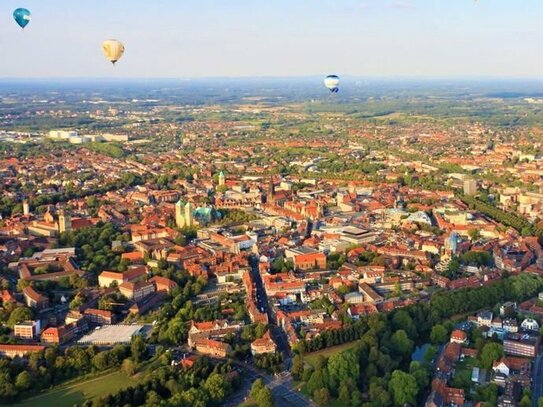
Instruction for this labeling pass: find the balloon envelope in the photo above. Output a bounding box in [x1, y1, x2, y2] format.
[13, 8, 31, 29]
[102, 40, 125, 65]
[324, 75, 340, 93]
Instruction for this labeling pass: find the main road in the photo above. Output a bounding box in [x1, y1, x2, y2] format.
[533, 353, 543, 407]
[249, 254, 292, 366]
[222, 362, 316, 407]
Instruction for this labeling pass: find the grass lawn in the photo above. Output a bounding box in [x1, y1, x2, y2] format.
[14, 370, 138, 407]
[456, 356, 478, 370]
[305, 341, 359, 368]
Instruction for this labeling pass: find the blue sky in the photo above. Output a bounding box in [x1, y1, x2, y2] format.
[0, 0, 541, 78]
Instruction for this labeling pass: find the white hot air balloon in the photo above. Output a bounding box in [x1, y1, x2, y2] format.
[102, 40, 125, 66]
[324, 75, 340, 93]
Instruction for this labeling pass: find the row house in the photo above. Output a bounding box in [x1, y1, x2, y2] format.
[347, 303, 378, 320]
[358, 282, 383, 304]
[83, 308, 115, 325]
[119, 281, 155, 302]
[22, 286, 49, 309]
[243, 269, 268, 324]
[0, 344, 45, 358]
[188, 320, 243, 349]
[193, 338, 231, 358]
[263, 273, 306, 297]
[130, 226, 177, 243]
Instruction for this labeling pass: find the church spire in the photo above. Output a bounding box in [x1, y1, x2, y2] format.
[268, 176, 275, 204]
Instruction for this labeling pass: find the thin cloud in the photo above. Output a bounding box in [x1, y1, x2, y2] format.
[389, 1, 416, 10]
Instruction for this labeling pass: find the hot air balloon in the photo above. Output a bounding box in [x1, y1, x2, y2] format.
[101, 40, 125, 66]
[13, 8, 31, 30]
[324, 75, 340, 93]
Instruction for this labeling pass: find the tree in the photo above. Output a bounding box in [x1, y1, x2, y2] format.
[306, 369, 329, 396]
[476, 384, 498, 406]
[388, 370, 419, 406]
[92, 352, 110, 371]
[130, 335, 146, 363]
[409, 362, 430, 390]
[369, 382, 392, 407]
[338, 384, 351, 406]
[255, 386, 274, 407]
[313, 388, 331, 406]
[519, 395, 531, 407]
[313, 355, 327, 370]
[204, 373, 229, 402]
[468, 228, 481, 241]
[121, 358, 136, 376]
[430, 324, 448, 344]
[424, 345, 438, 364]
[538, 397, 543, 407]
[146, 390, 161, 406]
[255, 323, 268, 339]
[390, 330, 414, 357]
[481, 342, 503, 369]
[291, 355, 305, 380]
[250, 379, 265, 399]
[7, 306, 33, 326]
[392, 310, 416, 339]
[327, 351, 359, 389]
[15, 371, 32, 391]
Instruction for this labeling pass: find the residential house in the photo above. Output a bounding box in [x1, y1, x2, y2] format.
[149, 276, 178, 293]
[41, 323, 77, 345]
[250, 331, 277, 355]
[477, 311, 493, 328]
[450, 330, 468, 345]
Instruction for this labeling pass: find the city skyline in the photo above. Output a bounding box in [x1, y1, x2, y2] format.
[0, 0, 541, 78]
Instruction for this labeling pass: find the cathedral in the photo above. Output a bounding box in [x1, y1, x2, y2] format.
[175, 200, 194, 228]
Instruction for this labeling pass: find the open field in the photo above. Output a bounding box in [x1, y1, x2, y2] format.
[14, 371, 138, 407]
[305, 341, 359, 367]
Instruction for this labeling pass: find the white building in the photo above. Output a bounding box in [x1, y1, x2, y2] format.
[521, 318, 539, 332]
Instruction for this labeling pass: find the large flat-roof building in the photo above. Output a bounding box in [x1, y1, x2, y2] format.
[14, 320, 41, 340]
[339, 227, 378, 245]
[504, 333, 540, 358]
[77, 324, 145, 346]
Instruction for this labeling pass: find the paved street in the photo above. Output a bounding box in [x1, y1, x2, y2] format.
[223, 361, 316, 407]
[533, 353, 543, 407]
[249, 255, 292, 360]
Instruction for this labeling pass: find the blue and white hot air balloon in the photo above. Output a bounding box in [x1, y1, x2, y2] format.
[13, 8, 31, 30]
[324, 75, 340, 93]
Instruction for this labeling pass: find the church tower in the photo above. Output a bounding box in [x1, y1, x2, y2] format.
[22, 200, 30, 216]
[184, 202, 194, 228]
[218, 171, 226, 188]
[58, 210, 72, 234]
[267, 177, 275, 205]
[175, 199, 185, 228]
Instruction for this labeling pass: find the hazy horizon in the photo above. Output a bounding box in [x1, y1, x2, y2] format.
[0, 0, 541, 78]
